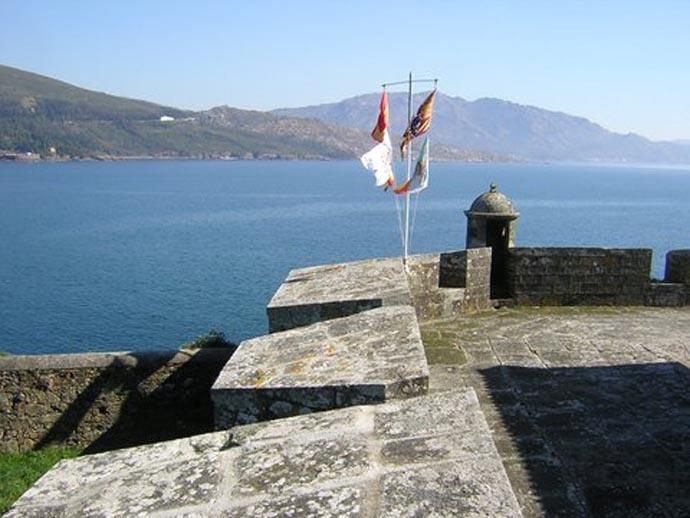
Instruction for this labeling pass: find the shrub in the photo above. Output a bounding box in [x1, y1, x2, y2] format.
[180, 329, 236, 350]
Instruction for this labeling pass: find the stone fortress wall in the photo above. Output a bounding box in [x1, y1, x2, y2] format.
[2, 183, 689, 454]
[1, 246, 689, 453]
[0, 348, 232, 453]
[6, 183, 690, 516]
[508, 248, 690, 307]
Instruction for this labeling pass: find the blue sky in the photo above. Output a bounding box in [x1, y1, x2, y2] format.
[2, 0, 689, 140]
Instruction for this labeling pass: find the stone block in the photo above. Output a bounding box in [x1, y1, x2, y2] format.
[439, 250, 467, 287]
[267, 257, 411, 332]
[645, 282, 687, 307]
[665, 250, 690, 284]
[212, 306, 429, 428]
[7, 389, 521, 517]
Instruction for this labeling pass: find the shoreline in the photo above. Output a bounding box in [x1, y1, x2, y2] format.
[0, 154, 515, 164]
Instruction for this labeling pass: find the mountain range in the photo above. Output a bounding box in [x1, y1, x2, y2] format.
[0, 65, 494, 161]
[275, 92, 690, 163]
[1, 64, 689, 164]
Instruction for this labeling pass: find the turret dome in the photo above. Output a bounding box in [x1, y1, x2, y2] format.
[465, 183, 519, 218]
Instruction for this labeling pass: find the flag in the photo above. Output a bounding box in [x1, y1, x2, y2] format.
[400, 90, 436, 158]
[360, 131, 395, 188]
[394, 137, 430, 194]
[371, 90, 389, 143]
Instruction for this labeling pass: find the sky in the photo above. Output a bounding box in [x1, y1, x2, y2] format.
[1, 0, 689, 141]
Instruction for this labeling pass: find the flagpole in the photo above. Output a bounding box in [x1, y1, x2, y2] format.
[404, 72, 413, 266]
[379, 75, 437, 267]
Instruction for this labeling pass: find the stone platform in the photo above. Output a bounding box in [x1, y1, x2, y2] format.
[267, 257, 411, 332]
[423, 306, 690, 517]
[212, 306, 429, 428]
[6, 389, 521, 517]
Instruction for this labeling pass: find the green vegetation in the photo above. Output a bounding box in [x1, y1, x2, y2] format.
[180, 329, 236, 350]
[0, 64, 364, 160]
[0, 447, 80, 514]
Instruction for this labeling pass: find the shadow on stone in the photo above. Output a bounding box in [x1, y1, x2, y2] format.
[33, 348, 235, 454]
[479, 362, 690, 517]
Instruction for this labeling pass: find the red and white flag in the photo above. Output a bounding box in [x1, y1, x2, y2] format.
[361, 91, 395, 189]
[361, 131, 395, 188]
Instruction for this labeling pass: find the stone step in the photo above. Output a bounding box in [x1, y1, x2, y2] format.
[7, 389, 522, 517]
[267, 257, 412, 333]
[212, 306, 429, 429]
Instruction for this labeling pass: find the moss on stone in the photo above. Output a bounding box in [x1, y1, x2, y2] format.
[420, 330, 467, 365]
[424, 347, 467, 365]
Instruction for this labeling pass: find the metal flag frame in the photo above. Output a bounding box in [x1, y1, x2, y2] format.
[382, 73, 438, 266]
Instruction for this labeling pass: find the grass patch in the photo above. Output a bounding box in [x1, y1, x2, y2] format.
[0, 447, 80, 514]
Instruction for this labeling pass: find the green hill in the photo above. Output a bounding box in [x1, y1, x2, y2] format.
[0, 65, 368, 159]
[0, 65, 189, 122]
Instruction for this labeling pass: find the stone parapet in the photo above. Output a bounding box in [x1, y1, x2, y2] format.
[463, 247, 493, 307]
[0, 349, 233, 453]
[405, 253, 465, 321]
[665, 249, 690, 285]
[507, 247, 652, 305]
[645, 282, 688, 307]
[267, 257, 411, 332]
[406, 248, 492, 322]
[212, 306, 429, 428]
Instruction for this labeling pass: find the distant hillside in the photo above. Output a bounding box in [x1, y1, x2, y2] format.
[274, 92, 690, 164]
[0, 65, 499, 161]
[0, 64, 368, 159]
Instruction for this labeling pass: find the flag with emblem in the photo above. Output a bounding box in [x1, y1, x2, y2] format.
[400, 90, 436, 158]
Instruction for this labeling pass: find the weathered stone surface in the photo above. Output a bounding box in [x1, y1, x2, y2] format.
[406, 248, 492, 322]
[423, 305, 690, 517]
[212, 306, 429, 428]
[6, 432, 228, 517]
[381, 460, 521, 517]
[7, 389, 521, 517]
[645, 281, 687, 306]
[0, 348, 233, 453]
[267, 257, 412, 332]
[406, 253, 466, 321]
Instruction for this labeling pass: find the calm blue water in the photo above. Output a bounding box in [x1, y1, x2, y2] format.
[1, 160, 689, 355]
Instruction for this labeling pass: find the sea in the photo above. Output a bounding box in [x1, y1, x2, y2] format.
[1, 160, 689, 355]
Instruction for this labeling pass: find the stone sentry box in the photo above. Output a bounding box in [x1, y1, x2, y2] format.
[465, 183, 519, 299]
